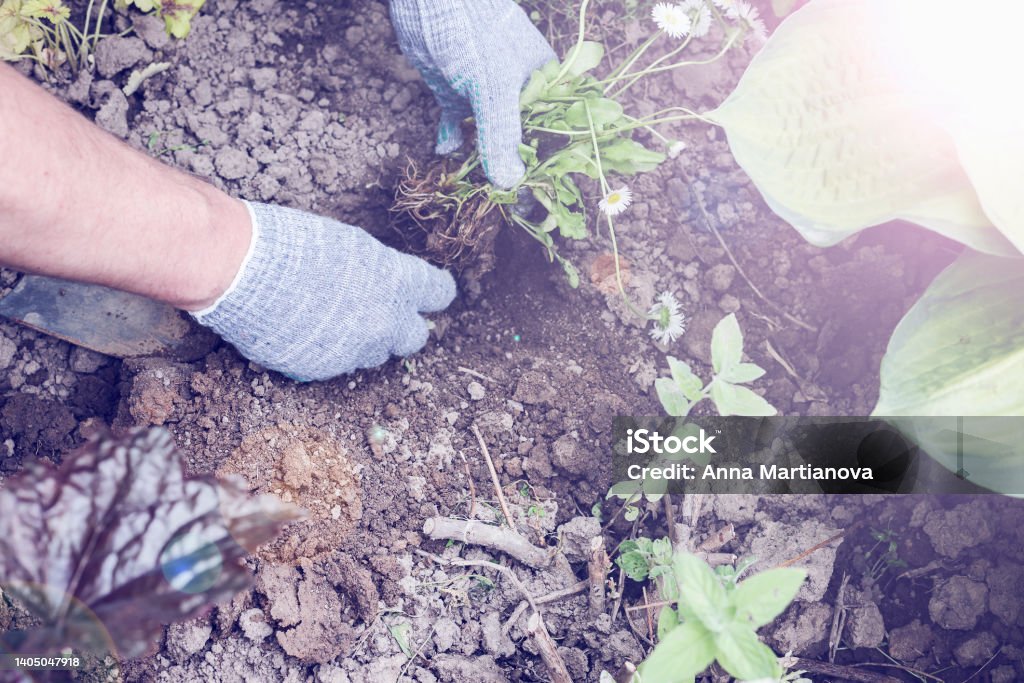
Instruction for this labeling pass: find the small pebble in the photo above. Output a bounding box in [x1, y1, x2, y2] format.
[467, 381, 486, 401]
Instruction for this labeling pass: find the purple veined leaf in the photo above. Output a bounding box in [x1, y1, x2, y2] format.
[0, 428, 303, 661]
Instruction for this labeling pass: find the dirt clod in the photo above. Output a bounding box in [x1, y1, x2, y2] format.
[929, 575, 988, 630]
[219, 423, 362, 563]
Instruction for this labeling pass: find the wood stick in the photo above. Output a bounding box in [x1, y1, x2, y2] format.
[503, 581, 588, 635]
[471, 424, 516, 531]
[422, 517, 550, 568]
[794, 658, 903, 683]
[526, 612, 573, 683]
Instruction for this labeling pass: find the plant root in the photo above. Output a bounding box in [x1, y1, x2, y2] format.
[392, 158, 504, 280]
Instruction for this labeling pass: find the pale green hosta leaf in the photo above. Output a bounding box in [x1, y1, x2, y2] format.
[711, 313, 743, 375]
[874, 251, 1024, 416]
[951, 125, 1024, 254]
[707, 0, 1017, 257]
[887, 417, 1024, 498]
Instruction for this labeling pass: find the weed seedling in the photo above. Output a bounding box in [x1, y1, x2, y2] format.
[620, 544, 807, 682]
[656, 313, 776, 417]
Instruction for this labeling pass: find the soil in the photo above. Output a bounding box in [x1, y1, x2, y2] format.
[1, 1, 1022, 682]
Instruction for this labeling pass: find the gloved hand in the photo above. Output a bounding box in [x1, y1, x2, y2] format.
[192, 202, 456, 381]
[388, 0, 557, 189]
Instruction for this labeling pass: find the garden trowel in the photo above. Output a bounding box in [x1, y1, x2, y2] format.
[0, 275, 217, 361]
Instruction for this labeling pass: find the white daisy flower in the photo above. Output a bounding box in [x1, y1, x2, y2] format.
[648, 291, 686, 344]
[651, 3, 692, 39]
[733, 0, 768, 44]
[680, 0, 712, 38]
[711, 0, 740, 18]
[599, 186, 633, 216]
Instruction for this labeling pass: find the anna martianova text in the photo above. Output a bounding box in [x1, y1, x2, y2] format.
[626, 464, 875, 481]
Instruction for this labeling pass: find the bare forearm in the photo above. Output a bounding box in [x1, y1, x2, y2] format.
[0, 63, 249, 310]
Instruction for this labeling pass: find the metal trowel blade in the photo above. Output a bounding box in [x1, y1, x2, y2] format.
[0, 275, 215, 360]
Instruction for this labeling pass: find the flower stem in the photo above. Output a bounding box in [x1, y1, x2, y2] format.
[609, 34, 693, 100]
[554, 0, 593, 84]
[584, 100, 645, 318]
[593, 31, 739, 88]
[603, 32, 661, 91]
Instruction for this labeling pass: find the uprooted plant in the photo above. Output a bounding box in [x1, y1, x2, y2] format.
[393, 0, 766, 301]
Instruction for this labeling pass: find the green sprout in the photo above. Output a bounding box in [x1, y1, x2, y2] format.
[656, 313, 776, 418]
[618, 541, 807, 683]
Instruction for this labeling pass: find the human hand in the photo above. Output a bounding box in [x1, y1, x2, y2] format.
[192, 202, 456, 381]
[388, 0, 556, 189]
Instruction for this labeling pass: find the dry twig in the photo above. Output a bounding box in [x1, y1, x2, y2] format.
[471, 424, 516, 530]
[794, 658, 903, 683]
[829, 572, 850, 663]
[526, 612, 574, 683]
[422, 517, 550, 568]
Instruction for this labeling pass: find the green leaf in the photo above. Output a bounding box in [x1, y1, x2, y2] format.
[667, 357, 705, 401]
[519, 143, 539, 168]
[874, 251, 1024, 416]
[720, 362, 767, 385]
[710, 382, 777, 417]
[657, 607, 679, 641]
[560, 258, 581, 288]
[564, 40, 604, 77]
[545, 146, 599, 179]
[616, 551, 650, 581]
[673, 553, 729, 632]
[0, 11, 34, 59]
[520, 68, 549, 107]
[714, 621, 782, 680]
[655, 378, 691, 417]
[388, 621, 414, 658]
[636, 620, 716, 683]
[711, 313, 743, 375]
[599, 139, 666, 175]
[732, 568, 807, 628]
[160, 0, 206, 39]
[553, 203, 587, 239]
[565, 97, 624, 129]
[707, 0, 1017, 257]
